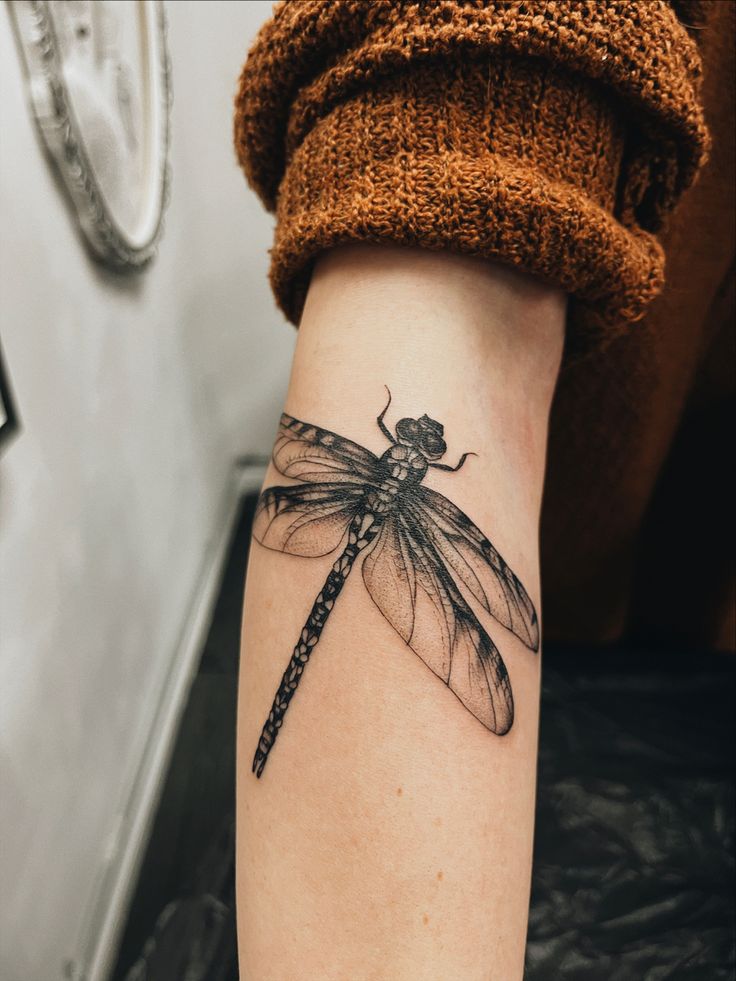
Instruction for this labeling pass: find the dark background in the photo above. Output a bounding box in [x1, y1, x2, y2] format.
[113, 493, 735, 981]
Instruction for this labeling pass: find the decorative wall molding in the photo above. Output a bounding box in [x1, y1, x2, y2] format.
[9, 0, 171, 270]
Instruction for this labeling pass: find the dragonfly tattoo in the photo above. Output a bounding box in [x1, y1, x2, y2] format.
[251, 389, 539, 777]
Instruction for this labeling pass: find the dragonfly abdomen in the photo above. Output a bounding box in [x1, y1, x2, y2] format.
[252, 509, 382, 777]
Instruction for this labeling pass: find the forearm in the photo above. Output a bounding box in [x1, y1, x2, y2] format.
[237, 244, 565, 980]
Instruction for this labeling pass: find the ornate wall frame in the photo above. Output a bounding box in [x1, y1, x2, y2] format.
[9, 0, 171, 269]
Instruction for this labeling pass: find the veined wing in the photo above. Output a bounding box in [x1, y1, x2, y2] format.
[253, 482, 363, 557]
[361, 512, 513, 734]
[408, 487, 539, 651]
[272, 413, 378, 484]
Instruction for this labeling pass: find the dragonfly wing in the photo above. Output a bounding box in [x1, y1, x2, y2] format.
[253, 482, 362, 557]
[362, 514, 514, 734]
[272, 413, 378, 484]
[409, 487, 539, 651]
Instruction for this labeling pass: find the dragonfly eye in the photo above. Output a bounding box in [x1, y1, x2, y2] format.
[395, 417, 421, 443]
[418, 414, 444, 437]
[420, 433, 447, 459]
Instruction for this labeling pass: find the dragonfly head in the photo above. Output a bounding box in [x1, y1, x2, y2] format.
[395, 414, 447, 461]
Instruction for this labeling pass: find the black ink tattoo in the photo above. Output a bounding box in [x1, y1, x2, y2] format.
[251, 389, 539, 777]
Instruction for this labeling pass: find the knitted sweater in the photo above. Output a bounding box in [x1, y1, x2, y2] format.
[234, 1, 735, 647]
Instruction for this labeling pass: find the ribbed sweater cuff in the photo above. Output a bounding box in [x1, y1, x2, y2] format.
[235, 2, 709, 350]
[272, 53, 666, 345]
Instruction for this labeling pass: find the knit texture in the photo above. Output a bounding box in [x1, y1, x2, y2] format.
[234, 1, 710, 348]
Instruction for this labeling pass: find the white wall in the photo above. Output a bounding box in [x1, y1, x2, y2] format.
[0, 3, 291, 979]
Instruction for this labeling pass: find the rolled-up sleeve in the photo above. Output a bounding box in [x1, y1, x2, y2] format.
[234, 0, 709, 349]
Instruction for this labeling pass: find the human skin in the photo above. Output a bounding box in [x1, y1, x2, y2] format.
[236, 243, 566, 980]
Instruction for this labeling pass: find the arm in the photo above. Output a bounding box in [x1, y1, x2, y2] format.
[237, 243, 565, 980]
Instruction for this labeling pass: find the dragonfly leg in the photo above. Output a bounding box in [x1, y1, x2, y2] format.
[429, 451, 478, 473]
[377, 386, 395, 443]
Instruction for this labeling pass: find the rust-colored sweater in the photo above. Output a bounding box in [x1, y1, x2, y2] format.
[235, 1, 735, 649]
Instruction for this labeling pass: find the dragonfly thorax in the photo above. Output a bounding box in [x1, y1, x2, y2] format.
[366, 444, 427, 515]
[380, 443, 429, 482]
